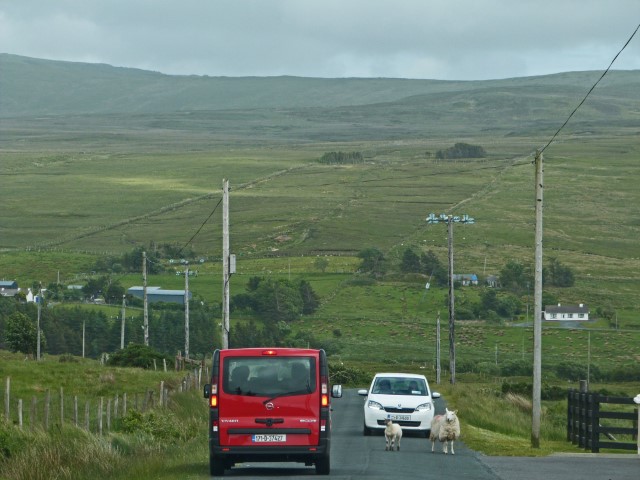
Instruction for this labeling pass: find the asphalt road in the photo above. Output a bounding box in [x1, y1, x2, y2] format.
[216, 389, 639, 479]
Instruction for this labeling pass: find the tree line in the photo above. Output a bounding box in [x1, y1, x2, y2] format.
[358, 246, 580, 323]
[318, 151, 364, 164]
[435, 142, 486, 160]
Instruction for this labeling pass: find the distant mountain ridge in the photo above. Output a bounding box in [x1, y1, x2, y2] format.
[2, 53, 640, 119]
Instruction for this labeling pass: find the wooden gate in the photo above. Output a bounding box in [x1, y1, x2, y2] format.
[567, 389, 638, 453]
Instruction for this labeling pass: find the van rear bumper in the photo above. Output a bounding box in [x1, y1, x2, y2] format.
[210, 440, 329, 464]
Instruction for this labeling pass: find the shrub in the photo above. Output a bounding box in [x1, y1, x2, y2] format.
[108, 344, 168, 369]
[500, 359, 533, 377]
[329, 363, 371, 386]
[120, 410, 183, 441]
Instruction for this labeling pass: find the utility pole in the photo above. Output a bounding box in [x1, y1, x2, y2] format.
[426, 213, 475, 385]
[532, 150, 544, 448]
[222, 179, 230, 349]
[143, 251, 149, 346]
[184, 263, 190, 359]
[120, 295, 126, 349]
[447, 215, 455, 384]
[436, 312, 441, 384]
[37, 283, 42, 361]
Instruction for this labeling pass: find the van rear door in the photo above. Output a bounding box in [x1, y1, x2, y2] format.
[218, 349, 321, 447]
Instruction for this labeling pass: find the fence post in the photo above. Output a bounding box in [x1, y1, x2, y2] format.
[159, 381, 164, 407]
[567, 389, 575, 443]
[4, 377, 9, 422]
[634, 394, 640, 455]
[590, 392, 600, 453]
[30, 397, 37, 431]
[60, 387, 64, 426]
[18, 399, 23, 429]
[578, 389, 586, 448]
[107, 398, 111, 432]
[44, 390, 50, 431]
[123, 392, 127, 417]
[74, 396, 78, 427]
[84, 401, 90, 431]
[98, 397, 103, 435]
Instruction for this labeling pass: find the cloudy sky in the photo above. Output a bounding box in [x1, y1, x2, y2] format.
[1, 0, 639, 80]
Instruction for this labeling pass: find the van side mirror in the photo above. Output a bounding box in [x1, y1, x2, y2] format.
[203, 383, 211, 398]
[331, 384, 342, 398]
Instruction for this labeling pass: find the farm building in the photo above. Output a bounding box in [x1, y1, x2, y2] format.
[127, 286, 192, 305]
[0, 280, 20, 297]
[543, 303, 589, 321]
[452, 274, 478, 286]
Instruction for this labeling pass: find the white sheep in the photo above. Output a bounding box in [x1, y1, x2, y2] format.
[429, 408, 460, 454]
[384, 418, 402, 451]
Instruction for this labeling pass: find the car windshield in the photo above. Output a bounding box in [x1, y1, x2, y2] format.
[372, 377, 427, 395]
[223, 356, 316, 397]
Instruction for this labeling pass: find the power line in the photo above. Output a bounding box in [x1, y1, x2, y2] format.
[177, 197, 223, 256]
[539, 22, 640, 154]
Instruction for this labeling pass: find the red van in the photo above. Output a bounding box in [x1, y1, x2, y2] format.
[203, 348, 342, 476]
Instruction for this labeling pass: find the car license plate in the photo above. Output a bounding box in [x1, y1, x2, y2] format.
[389, 415, 410, 421]
[252, 434, 286, 442]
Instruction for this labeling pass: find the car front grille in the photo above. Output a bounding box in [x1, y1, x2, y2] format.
[376, 419, 422, 427]
[384, 407, 415, 414]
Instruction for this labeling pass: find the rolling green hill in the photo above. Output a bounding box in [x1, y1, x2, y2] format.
[1, 55, 639, 365]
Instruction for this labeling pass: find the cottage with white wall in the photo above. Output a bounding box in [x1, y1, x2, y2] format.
[543, 303, 589, 321]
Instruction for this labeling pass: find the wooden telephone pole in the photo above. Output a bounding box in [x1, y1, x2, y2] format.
[120, 295, 126, 349]
[184, 264, 190, 359]
[532, 150, 544, 448]
[143, 251, 149, 346]
[222, 179, 230, 349]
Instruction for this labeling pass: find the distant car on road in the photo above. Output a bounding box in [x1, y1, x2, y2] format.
[358, 372, 440, 437]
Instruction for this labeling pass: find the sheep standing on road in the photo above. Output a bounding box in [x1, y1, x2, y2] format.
[429, 408, 460, 454]
[384, 418, 402, 451]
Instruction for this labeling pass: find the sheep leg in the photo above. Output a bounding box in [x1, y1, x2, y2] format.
[443, 441, 448, 454]
[451, 440, 455, 455]
[396, 435, 400, 451]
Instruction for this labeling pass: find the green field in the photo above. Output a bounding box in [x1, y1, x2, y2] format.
[1, 56, 639, 374]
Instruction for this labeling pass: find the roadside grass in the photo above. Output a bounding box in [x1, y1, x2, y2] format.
[2, 354, 639, 479]
[429, 380, 640, 457]
[0, 353, 205, 480]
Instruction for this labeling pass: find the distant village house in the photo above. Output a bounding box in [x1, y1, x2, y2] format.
[543, 303, 589, 321]
[453, 274, 478, 286]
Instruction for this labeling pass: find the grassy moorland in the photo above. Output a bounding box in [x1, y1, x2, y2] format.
[0, 57, 639, 471]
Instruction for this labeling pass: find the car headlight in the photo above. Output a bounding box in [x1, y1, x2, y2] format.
[415, 402, 432, 411]
[367, 400, 384, 410]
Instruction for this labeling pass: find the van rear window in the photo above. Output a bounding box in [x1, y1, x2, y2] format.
[223, 356, 317, 397]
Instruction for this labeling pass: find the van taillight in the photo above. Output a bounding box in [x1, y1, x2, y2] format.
[210, 380, 218, 408]
[262, 349, 277, 355]
[321, 376, 329, 407]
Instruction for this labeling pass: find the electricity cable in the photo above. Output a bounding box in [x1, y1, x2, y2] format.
[539, 22, 640, 154]
[177, 196, 223, 256]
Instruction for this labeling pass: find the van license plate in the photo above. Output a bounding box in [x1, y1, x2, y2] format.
[252, 434, 286, 442]
[389, 415, 411, 421]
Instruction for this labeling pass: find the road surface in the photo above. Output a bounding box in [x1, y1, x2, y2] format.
[216, 389, 639, 479]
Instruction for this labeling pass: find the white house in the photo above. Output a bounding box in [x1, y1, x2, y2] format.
[543, 303, 589, 321]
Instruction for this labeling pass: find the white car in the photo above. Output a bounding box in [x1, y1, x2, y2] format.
[358, 372, 440, 437]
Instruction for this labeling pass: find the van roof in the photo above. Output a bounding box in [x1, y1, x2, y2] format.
[221, 347, 321, 356]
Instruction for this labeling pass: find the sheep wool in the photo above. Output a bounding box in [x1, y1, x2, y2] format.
[384, 419, 402, 451]
[429, 408, 460, 455]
